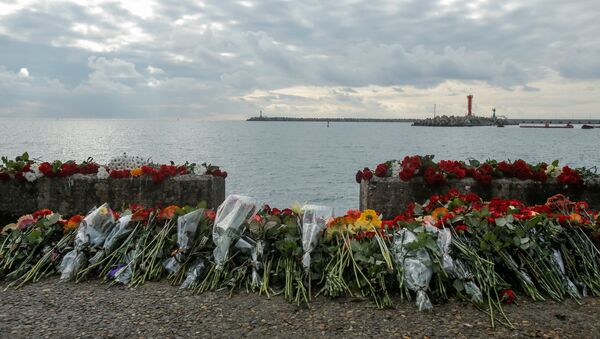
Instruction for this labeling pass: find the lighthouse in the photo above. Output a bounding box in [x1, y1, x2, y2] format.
[467, 95, 473, 116]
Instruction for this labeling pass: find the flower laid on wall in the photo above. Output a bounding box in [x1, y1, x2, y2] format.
[0, 152, 227, 184]
[357, 155, 592, 187]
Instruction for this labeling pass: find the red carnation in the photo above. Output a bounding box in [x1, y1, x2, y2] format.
[499, 289, 516, 304]
[362, 167, 373, 181]
[454, 224, 468, 233]
[375, 163, 389, 177]
[355, 170, 363, 183]
[38, 162, 54, 177]
[33, 209, 53, 220]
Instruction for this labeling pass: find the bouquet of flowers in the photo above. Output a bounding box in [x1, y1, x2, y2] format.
[59, 203, 116, 281]
[197, 195, 258, 292]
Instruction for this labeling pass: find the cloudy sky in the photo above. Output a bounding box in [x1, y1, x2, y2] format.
[0, 0, 599, 119]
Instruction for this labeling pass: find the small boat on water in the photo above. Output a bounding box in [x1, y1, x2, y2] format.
[520, 122, 574, 129]
[582, 124, 595, 129]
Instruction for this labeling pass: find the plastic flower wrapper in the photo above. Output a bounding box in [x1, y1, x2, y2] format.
[59, 203, 116, 280]
[436, 228, 455, 273]
[212, 195, 258, 269]
[164, 208, 205, 274]
[392, 228, 433, 311]
[453, 259, 484, 304]
[235, 235, 263, 287]
[89, 213, 133, 266]
[552, 248, 581, 299]
[180, 259, 207, 289]
[300, 204, 333, 270]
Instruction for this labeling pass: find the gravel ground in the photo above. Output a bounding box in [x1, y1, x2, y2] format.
[0, 278, 598, 338]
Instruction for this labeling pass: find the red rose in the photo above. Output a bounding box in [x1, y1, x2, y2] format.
[262, 204, 272, 214]
[399, 168, 413, 181]
[33, 209, 54, 220]
[454, 224, 468, 233]
[375, 163, 389, 177]
[362, 167, 373, 181]
[271, 208, 281, 216]
[221, 171, 228, 178]
[499, 289, 516, 304]
[38, 162, 54, 177]
[355, 170, 363, 183]
[281, 208, 294, 216]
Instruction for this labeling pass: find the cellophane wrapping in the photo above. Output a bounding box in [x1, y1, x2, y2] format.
[164, 208, 205, 274]
[392, 228, 433, 311]
[300, 204, 333, 269]
[60, 203, 116, 280]
[89, 213, 133, 265]
[212, 195, 258, 269]
[235, 236, 263, 287]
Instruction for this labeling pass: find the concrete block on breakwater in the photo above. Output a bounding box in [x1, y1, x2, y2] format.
[0, 174, 225, 217]
[360, 177, 600, 218]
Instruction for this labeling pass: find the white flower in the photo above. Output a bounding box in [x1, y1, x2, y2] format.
[97, 167, 109, 179]
[32, 166, 43, 179]
[391, 161, 402, 177]
[24, 171, 37, 182]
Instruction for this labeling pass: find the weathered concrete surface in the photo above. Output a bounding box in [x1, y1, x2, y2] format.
[0, 174, 225, 217]
[360, 177, 600, 218]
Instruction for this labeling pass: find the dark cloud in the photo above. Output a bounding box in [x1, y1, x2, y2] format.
[0, 0, 598, 118]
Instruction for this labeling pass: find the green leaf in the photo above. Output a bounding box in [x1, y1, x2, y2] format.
[26, 229, 42, 244]
[42, 213, 61, 226]
[495, 218, 507, 227]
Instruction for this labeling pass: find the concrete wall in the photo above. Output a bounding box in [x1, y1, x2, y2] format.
[360, 177, 600, 219]
[0, 174, 225, 217]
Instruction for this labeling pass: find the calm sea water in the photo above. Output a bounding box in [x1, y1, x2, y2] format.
[1, 119, 599, 212]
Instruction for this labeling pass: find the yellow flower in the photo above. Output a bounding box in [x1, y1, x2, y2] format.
[325, 216, 350, 240]
[354, 209, 382, 231]
[431, 207, 449, 220]
[290, 201, 305, 215]
[131, 168, 143, 177]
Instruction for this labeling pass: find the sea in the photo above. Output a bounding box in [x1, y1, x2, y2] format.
[1, 119, 599, 213]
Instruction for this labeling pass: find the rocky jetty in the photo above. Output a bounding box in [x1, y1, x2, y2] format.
[412, 115, 511, 127]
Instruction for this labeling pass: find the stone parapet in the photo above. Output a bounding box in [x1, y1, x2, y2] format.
[360, 177, 600, 218]
[0, 174, 225, 216]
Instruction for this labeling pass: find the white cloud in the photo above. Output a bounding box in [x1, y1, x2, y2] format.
[18, 67, 29, 77]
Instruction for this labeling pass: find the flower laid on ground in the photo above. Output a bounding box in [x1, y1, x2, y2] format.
[1, 192, 600, 329]
[0, 152, 227, 184]
[357, 155, 593, 187]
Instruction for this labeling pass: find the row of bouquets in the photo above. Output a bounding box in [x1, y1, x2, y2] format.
[1, 192, 600, 328]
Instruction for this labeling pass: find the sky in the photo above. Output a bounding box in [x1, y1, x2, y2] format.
[0, 0, 599, 119]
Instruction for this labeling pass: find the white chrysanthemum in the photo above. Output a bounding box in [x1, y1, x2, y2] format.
[391, 161, 402, 177]
[97, 167, 109, 179]
[32, 166, 43, 179]
[108, 153, 148, 170]
[24, 171, 37, 182]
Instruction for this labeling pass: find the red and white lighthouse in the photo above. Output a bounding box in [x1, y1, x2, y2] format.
[467, 94, 473, 116]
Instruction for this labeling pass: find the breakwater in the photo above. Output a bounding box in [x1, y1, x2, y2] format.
[247, 116, 600, 125]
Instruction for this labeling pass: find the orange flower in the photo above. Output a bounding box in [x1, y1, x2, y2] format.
[158, 205, 179, 219]
[64, 215, 83, 232]
[431, 207, 449, 220]
[130, 168, 143, 177]
[569, 213, 583, 224]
